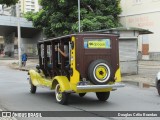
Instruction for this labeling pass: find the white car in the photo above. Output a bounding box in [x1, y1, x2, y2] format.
[156, 72, 160, 95]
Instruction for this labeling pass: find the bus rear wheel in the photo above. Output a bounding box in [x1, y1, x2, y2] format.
[96, 92, 110, 101]
[79, 93, 86, 97]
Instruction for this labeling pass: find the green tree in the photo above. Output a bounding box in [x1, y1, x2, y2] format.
[25, 0, 122, 38]
[0, 0, 18, 6]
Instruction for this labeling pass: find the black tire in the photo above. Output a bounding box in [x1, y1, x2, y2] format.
[79, 93, 86, 97]
[96, 92, 110, 101]
[157, 83, 160, 96]
[88, 59, 112, 85]
[29, 79, 36, 94]
[55, 84, 68, 105]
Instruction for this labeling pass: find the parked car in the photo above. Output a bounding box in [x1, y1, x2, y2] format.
[156, 71, 160, 95]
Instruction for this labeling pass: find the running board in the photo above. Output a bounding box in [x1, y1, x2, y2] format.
[77, 83, 125, 90]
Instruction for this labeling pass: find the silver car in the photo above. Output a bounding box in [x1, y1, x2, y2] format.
[156, 71, 160, 95]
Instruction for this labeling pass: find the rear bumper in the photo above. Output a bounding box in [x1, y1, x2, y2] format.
[77, 83, 125, 90]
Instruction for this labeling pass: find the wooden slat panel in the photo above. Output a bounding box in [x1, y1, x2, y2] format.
[119, 39, 137, 61]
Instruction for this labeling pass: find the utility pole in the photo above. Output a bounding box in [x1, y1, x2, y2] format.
[125, 0, 127, 28]
[16, 1, 22, 68]
[78, 0, 81, 32]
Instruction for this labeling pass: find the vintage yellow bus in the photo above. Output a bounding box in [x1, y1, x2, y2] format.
[28, 33, 124, 105]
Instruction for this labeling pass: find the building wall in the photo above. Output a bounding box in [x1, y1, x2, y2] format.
[3, 33, 15, 57]
[120, 0, 160, 60]
[14, 33, 41, 57]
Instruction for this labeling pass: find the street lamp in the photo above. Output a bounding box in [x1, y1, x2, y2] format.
[16, 2, 22, 68]
[78, 0, 81, 32]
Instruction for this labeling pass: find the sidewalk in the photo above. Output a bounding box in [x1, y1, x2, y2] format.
[122, 61, 160, 87]
[1, 59, 159, 87]
[7, 59, 39, 71]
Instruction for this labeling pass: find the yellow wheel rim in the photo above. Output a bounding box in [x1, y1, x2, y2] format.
[95, 65, 108, 80]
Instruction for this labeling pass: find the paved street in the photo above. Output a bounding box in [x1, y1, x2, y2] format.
[0, 63, 160, 120]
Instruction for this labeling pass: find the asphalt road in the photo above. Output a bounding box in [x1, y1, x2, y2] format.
[0, 65, 160, 120]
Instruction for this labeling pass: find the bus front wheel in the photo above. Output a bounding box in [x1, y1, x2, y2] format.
[55, 84, 68, 105]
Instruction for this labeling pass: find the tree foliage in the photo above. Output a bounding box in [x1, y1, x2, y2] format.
[25, 0, 122, 38]
[0, 0, 18, 6]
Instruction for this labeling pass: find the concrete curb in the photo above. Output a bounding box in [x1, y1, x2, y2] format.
[9, 64, 30, 72]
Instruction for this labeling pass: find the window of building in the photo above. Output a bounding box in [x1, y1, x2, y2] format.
[136, 0, 141, 3]
[26, 1, 30, 3]
[142, 35, 149, 44]
[26, 8, 30, 11]
[152, 0, 160, 2]
[133, 0, 143, 4]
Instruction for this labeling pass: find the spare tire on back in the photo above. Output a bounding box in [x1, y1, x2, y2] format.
[88, 59, 112, 85]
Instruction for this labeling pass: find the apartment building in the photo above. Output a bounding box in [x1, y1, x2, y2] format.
[19, 0, 40, 13]
[120, 0, 160, 60]
[0, 0, 40, 16]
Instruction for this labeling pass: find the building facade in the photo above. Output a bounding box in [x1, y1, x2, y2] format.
[19, 0, 40, 14]
[0, 0, 40, 16]
[0, 0, 41, 58]
[120, 0, 160, 60]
